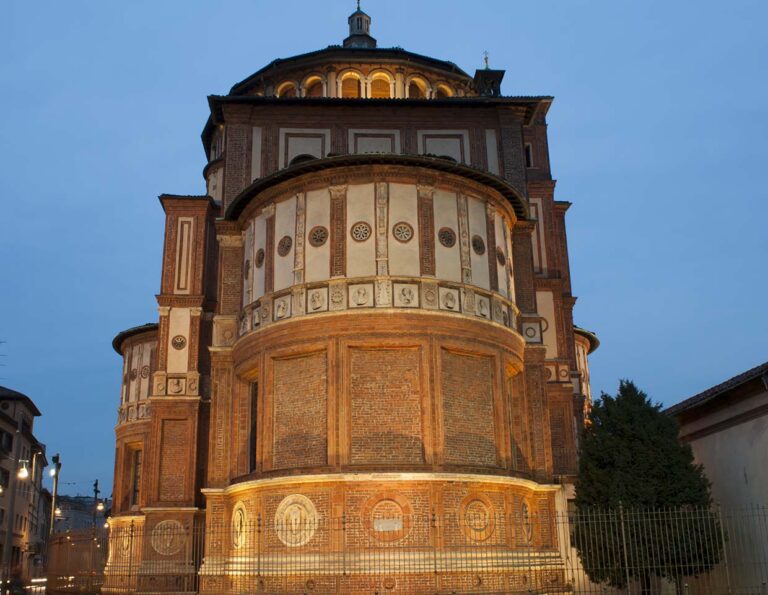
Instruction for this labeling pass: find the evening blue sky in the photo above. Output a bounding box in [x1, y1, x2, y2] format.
[1, 0, 766, 496]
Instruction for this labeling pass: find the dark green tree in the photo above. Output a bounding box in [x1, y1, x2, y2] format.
[572, 380, 722, 592]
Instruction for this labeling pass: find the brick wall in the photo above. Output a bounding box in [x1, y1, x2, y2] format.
[349, 347, 424, 465]
[272, 351, 328, 469]
[441, 350, 497, 467]
[158, 419, 189, 501]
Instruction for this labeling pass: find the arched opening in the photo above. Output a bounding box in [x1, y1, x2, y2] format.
[370, 75, 392, 99]
[305, 80, 323, 97]
[435, 84, 453, 99]
[277, 82, 297, 98]
[341, 75, 362, 98]
[407, 78, 428, 99]
[289, 154, 317, 167]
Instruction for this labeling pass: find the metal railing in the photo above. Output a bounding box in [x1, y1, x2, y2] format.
[45, 505, 768, 594]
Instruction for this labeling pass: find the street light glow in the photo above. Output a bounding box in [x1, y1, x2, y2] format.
[49, 468, 57, 477]
[17, 464, 29, 480]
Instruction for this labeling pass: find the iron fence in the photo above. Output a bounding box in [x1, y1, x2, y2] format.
[46, 505, 768, 594]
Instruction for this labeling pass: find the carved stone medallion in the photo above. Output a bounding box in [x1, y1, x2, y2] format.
[274, 494, 317, 547]
[362, 493, 413, 543]
[392, 221, 414, 243]
[150, 520, 185, 556]
[255, 248, 265, 268]
[471, 234, 486, 255]
[460, 495, 495, 542]
[277, 235, 293, 257]
[232, 502, 247, 550]
[350, 221, 372, 242]
[308, 225, 329, 247]
[496, 246, 506, 266]
[171, 335, 186, 350]
[438, 227, 457, 248]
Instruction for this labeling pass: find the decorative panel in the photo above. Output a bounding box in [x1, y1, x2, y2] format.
[417, 130, 471, 164]
[348, 129, 401, 154]
[441, 350, 497, 467]
[158, 419, 188, 502]
[278, 128, 331, 168]
[271, 351, 328, 469]
[349, 347, 424, 465]
[433, 189, 461, 282]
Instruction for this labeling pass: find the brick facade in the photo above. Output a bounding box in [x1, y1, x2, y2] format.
[107, 8, 597, 592]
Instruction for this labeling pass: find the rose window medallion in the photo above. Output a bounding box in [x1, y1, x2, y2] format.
[392, 221, 414, 243]
[308, 226, 329, 247]
[277, 235, 293, 257]
[350, 221, 372, 242]
[438, 227, 457, 248]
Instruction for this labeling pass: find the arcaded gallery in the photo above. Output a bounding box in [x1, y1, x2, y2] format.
[105, 6, 598, 593]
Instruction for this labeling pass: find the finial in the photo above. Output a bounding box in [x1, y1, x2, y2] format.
[357, 0, 361, 10]
[483, 51, 490, 70]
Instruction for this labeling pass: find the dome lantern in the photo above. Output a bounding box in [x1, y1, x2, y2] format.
[344, 1, 376, 48]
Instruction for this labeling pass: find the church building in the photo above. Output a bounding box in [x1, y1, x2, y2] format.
[107, 5, 598, 593]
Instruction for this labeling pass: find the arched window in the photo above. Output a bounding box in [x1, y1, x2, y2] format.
[407, 78, 428, 99]
[289, 154, 317, 167]
[370, 77, 391, 99]
[435, 85, 453, 99]
[277, 82, 297, 98]
[341, 75, 362, 98]
[305, 80, 323, 97]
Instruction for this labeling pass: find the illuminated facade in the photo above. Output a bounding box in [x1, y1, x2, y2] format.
[108, 6, 597, 593]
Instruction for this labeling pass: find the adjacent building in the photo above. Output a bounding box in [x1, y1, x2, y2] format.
[667, 361, 768, 507]
[0, 386, 48, 581]
[666, 360, 768, 593]
[107, 6, 598, 593]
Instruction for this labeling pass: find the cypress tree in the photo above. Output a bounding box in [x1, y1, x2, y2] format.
[573, 380, 722, 591]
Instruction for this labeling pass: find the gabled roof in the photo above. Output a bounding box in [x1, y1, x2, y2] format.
[229, 46, 472, 96]
[0, 386, 42, 417]
[665, 360, 768, 416]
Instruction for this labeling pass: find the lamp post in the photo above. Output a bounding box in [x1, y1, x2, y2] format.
[48, 454, 61, 536]
[92, 479, 101, 528]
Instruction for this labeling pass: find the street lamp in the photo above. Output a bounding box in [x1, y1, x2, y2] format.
[49, 453, 61, 536]
[17, 461, 29, 480]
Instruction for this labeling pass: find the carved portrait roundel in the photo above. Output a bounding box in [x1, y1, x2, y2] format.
[274, 494, 318, 547]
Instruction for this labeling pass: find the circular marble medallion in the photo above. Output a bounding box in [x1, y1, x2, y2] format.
[274, 494, 317, 547]
[150, 520, 185, 556]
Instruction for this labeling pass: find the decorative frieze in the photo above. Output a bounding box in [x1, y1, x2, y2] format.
[457, 193, 472, 284]
[375, 182, 389, 276]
